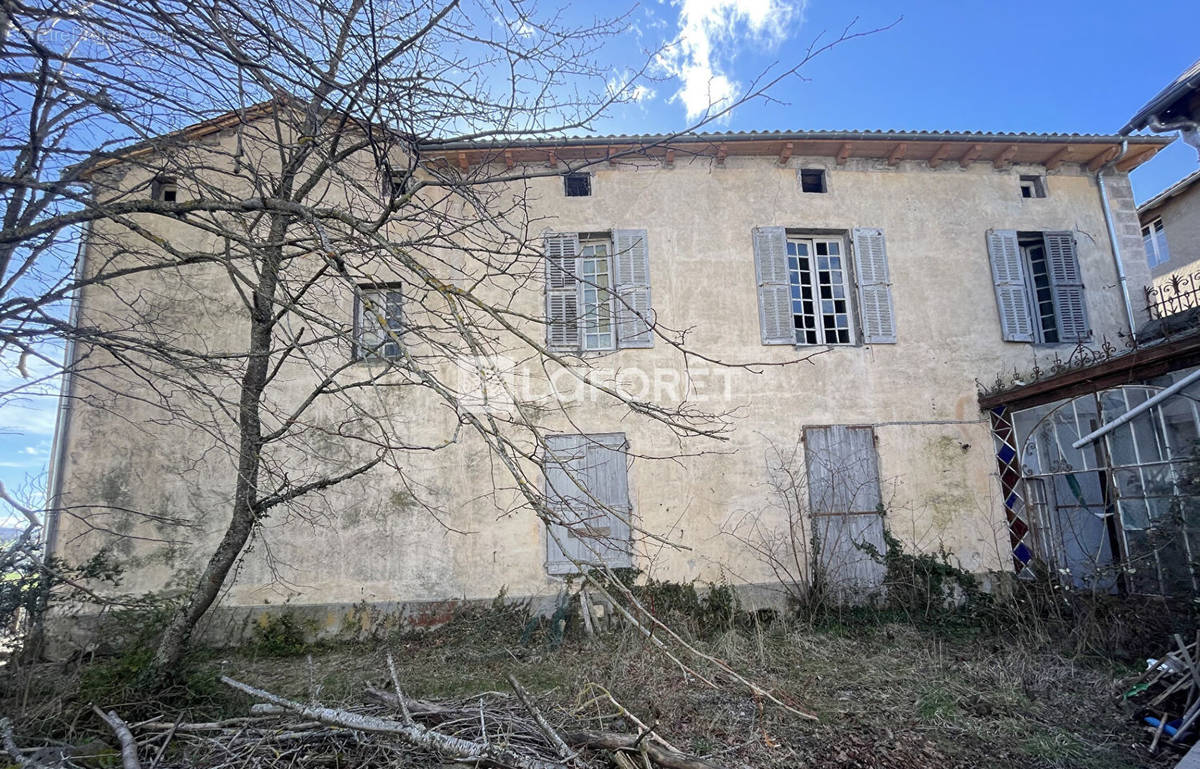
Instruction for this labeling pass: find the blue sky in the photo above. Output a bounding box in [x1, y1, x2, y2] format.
[2, 0, 1197, 522]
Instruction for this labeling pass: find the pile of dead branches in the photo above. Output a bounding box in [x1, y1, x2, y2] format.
[2, 655, 725, 769]
[1125, 633, 1200, 753]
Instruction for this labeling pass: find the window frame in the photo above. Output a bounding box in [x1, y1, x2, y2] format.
[799, 168, 828, 194]
[354, 282, 404, 361]
[785, 233, 856, 346]
[1019, 175, 1047, 199]
[1019, 236, 1059, 344]
[564, 172, 592, 197]
[577, 236, 617, 351]
[1143, 217, 1169, 268]
[152, 176, 178, 202]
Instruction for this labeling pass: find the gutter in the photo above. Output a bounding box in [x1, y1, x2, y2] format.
[1072, 367, 1200, 449]
[1095, 139, 1139, 346]
[425, 131, 1170, 152]
[43, 220, 90, 558]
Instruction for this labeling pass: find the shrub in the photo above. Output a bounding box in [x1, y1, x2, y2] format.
[249, 611, 314, 657]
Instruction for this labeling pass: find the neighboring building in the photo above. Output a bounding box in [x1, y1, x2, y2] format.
[46, 117, 1179, 642]
[1141, 170, 1200, 317]
[1122, 57, 1200, 160]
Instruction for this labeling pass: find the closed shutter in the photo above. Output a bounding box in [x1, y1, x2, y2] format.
[613, 229, 653, 348]
[753, 226, 794, 345]
[805, 425, 882, 514]
[987, 229, 1034, 342]
[804, 425, 886, 601]
[544, 232, 581, 351]
[1044, 231, 1089, 342]
[851, 227, 897, 344]
[544, 433, 632, 574]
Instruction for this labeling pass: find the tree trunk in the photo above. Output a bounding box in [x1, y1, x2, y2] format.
[145, 223, 286, 682]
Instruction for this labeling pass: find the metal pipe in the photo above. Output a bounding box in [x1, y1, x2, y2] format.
[1072, 367, 1200, 449]
[1096, 138, 1138, 346]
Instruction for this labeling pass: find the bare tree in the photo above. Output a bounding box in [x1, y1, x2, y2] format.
[1, 0, 887, 682]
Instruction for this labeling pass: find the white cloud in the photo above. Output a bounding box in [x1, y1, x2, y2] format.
[658, 0, 798, 122]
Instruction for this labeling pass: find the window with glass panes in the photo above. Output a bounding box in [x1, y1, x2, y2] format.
[579, 240, 616, 350]
[786, 237, 853, 345]
[1022, 239, 1058, 344]
[1142, 218, 1169, 268]
[356, 286, 403, 359]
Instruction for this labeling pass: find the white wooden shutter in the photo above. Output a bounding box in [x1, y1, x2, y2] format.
[544, 433, 632, 574]
[544, 232, 580, 351]
[851, 227, 896, 344]
[613, 229, 653, 348]
[1043, 231, 1089, 342]
[986, 229, 1034, 342]
[753, 226, 793, 345]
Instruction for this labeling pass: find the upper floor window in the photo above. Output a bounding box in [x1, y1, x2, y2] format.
[799, 169, 827, 193]
[1143, 218, 1169, 268]
[1019, 175, 1046, 199]
[786, 236, 853, 345]
[753, 226, 896, 346]
[152, 176, 178, 202]
[564, 173, 591, 197]
[986, 230, 1088, 344]
[544, 230, 653, 352]
[355, 284, 403, 359]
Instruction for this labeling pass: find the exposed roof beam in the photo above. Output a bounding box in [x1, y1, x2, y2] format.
[716, 142, 728, 166]
[1044, 146, 1070, 171]
[547, 150, 557, 168]
[836, 142, 852, 166]
[959, 144, 982, 168]
[607, 146, 617, 166]
[456, 151, 469, 171]
[993, 144, 1018, 169]
[664, 148, 675, 168]
[1116, 148, 1157, 172]
[503, 150, 513, 170]
[778, 141, 794, 166]
[1086, 146, 1119, 172]
[887, 142, 907, 166]
[927, 143, 952, 169]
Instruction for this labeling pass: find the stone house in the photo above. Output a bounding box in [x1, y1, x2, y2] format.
[45, 115, 1176, 637]
[1141, 170, 1200, 317]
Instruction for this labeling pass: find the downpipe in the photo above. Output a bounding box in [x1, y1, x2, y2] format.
[1095, 138, 1138, 346]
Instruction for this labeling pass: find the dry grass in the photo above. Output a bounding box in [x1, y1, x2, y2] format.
[0, 610, 1175, 769]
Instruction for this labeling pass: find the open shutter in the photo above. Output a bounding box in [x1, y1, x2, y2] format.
[851, 227, 897, 344]
[544, 433, 632, 574]
[613, 229, 653, 348]
[1044, 231, 1089, 342]
[987, 229, 1034, 342]
[544, 232, 580, 351]
[753, 226, 793, 345]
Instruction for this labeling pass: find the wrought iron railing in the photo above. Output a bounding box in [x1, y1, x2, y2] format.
[1146, 270, 1200, 320]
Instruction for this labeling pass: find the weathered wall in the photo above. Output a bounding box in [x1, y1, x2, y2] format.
[50, 137, 1148, 626]
[1145, 182, 1200, 285]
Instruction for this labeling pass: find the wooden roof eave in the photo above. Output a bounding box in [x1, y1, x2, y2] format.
[438, 136, 1166, 174]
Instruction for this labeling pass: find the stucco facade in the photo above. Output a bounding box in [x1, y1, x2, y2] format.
[47, 125, 1165, 637]
[1142, 171, 1200, 289]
